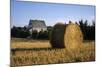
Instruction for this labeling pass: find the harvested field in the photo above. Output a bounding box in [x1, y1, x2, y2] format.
[11, 38, 95, 66]
[11, 38, 51, 49]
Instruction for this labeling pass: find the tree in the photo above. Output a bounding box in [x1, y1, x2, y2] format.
[31, 30, 38, 39]
[78, 20, 95, 40]
[11, 26, 30, 38]
[38, 30, 49, 39]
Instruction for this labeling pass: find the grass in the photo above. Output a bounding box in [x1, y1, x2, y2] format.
[11, 38, 95, 66]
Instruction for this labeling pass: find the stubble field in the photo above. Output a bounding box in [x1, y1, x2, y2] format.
[11, 38, 95, 66]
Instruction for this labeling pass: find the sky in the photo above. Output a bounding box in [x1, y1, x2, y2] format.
[11, 0, 95, 27]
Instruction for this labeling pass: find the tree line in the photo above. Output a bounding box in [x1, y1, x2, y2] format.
[78, 20, 95, 40]
[11, 20, 95, 40]
[11, 26, 52, 40]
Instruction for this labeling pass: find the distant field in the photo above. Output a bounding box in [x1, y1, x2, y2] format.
[11, 38, 51, 49]
[11, 38, 95, 66]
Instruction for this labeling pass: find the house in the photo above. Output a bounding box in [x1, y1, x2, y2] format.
[28, 19, 47, 33]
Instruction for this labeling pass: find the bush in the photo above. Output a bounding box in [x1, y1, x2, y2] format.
[38, 30, 49, 39]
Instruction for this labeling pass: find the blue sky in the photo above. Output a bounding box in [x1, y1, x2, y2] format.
[11, 0, 95, 27]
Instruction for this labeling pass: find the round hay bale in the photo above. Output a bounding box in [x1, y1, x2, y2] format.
[50, 23, 66, 48]
[64, 23, 83, 51]
[50, 22, 83, 50]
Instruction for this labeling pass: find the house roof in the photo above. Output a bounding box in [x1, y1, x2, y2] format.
[28, 19, 47, 29]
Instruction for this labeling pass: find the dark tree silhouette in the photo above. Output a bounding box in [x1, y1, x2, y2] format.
[31, 30, 38, 39]
[11, 26, 30, 38]
[79, 20, 95, 40]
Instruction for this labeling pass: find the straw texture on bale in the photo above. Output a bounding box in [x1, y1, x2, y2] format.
[50, 22, 83, 50]
[50, 23, 66, 48]
[64, 23, 83, 51]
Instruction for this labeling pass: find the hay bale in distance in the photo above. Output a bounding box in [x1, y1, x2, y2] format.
[50, 22, 83, 50]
